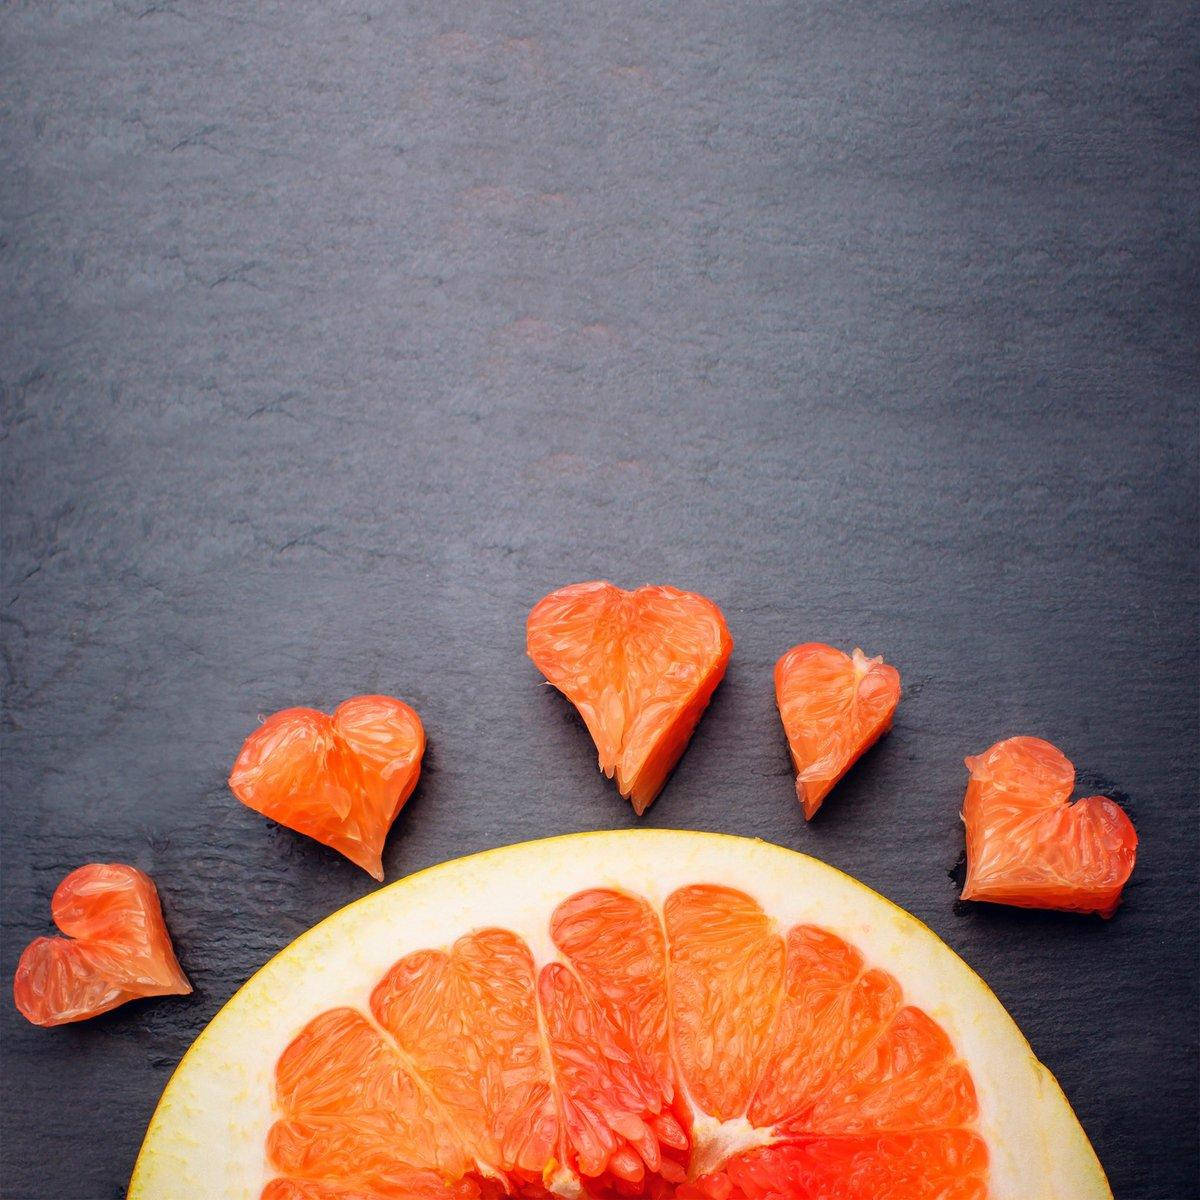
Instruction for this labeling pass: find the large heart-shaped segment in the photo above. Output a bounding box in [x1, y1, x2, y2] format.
[13, 863, 191, 1027]
[526, 581, 732, 814]
[229, 694, 425, 880]
[775, 644, 901, 819]
[960, 736, 1137, 917]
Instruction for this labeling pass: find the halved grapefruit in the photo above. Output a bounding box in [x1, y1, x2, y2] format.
[129, 832, 1110, 1199]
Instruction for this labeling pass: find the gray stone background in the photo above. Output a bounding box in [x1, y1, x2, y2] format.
[2, 3, 1197, 1197]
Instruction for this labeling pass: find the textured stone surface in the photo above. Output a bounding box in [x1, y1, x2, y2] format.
[2, 2, 1197, 1197]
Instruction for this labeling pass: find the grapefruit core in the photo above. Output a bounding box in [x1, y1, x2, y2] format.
[129, 831, 1111, 1199]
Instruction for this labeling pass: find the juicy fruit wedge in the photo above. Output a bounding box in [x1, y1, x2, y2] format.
[775, 644, 901, 818]
[13, 863, 191, 1027]
[526, 581, 733, 814]
[130, 832, 1113, 1200]
[229, 694, 425, 880]
[370, 928, 559, 1185]
[960, 737, 1137, 917]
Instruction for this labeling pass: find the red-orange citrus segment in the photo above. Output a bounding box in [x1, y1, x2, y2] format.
[266, 1007, 471, 1184]
[370, 929, 558, 1186]
[550, 889, 675, 1088]
[540, 962, 689, 1191]
[748, 925, 901, 1129]
[12, 863, 191, 1027]
[802, 1006, 978, 1134]
[663, 886, 785, 1122]
[681, 1131, 988, 1200]
[960, 736, 1137, 917]
[774, 644, 901, 818]
[258, 883, 984, 1199]
[526, 582, 732, 813]
[229, 694, 425, 880]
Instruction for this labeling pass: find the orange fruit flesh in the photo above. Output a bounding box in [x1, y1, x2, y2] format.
[774, 645, 901, 819]
[526, 582, 733, 814]
[229, 695, 425, 880]
[680, 1130, 988, 1200]
[263, 885, 985, 1199]
[13, 863, 191, 1027]
[961, 737, 1138, 917]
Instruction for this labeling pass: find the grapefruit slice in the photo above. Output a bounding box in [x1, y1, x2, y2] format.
[526, 582, 733, 813]
[229, 695, 425, 880]
[960, 737, 1138, 917]
[13, 863, 191, 1027]
[775, 644, 901, 818]
[130, 832, 1110, 1199]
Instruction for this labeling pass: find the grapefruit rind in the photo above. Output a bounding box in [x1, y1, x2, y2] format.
[128, 830, 1111, 1200]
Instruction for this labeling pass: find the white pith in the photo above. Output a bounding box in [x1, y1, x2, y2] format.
[129, 830, 1111, 1199]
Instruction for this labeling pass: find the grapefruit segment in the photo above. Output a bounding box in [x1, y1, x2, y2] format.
[681, 1131, 988, 1200]
[663, 886, 785, 1122]
[960, 737, 1137, 917]
[229, 694, 425, 880]
[526, 582, 732, 813]
[802, 1006, 978, 1134]
[748, 926, 900, 1129]
[539, 962, 688, 1191]
[266, 1007, 471, 1184]
[550, 889, 675, 1088]
[774, 644, 901, 818]
[369, 930, 558, 1184]
[12, 863, 191, 1027]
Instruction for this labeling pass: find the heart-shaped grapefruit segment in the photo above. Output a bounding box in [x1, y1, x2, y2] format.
[229, 694, 425, 880]
[775, 644, 901, 818]
[526, 581, 733, 813]
[13, 863, 191, 1027]
[960, 736, 1137, 917]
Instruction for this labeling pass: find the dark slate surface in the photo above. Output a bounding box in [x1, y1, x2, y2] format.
[2, 2, 1198, 1198]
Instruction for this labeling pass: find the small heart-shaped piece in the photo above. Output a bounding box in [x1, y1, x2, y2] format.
[229, 694, 425, 880]
[774, 643, 901, 819]
[960, 736, 1137, 917]
[13, 863, 191, 1027]
[526, 581, 733, 814]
